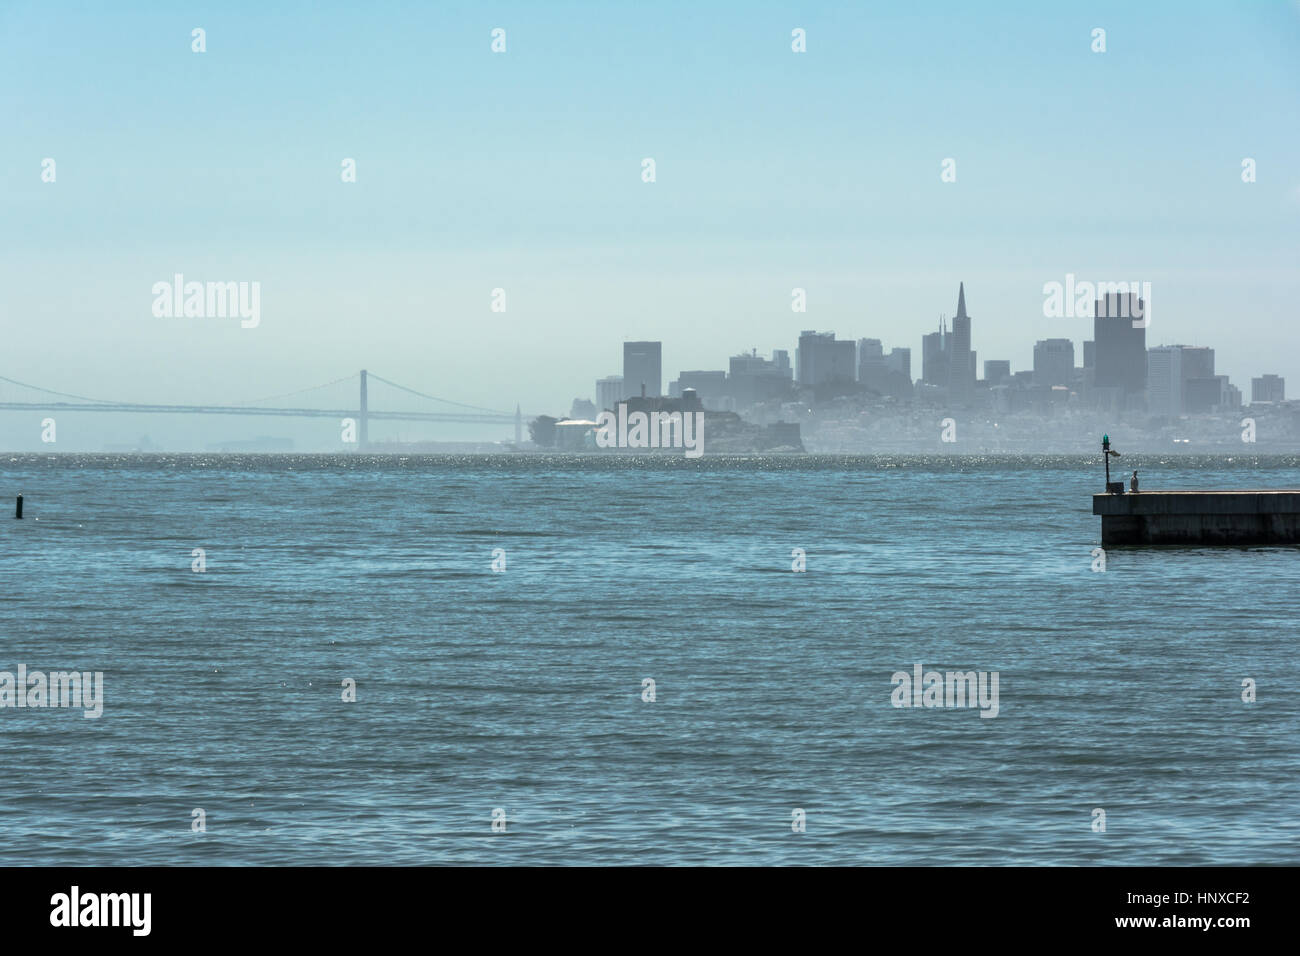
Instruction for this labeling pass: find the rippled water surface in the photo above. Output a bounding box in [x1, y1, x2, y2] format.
[2, 454, 1298, 865]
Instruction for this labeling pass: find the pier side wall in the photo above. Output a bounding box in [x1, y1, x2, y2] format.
[1093, 492, 1300, 545]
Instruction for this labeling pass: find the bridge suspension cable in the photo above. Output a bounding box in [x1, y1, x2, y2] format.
[365, 372, 513, 416]
[227, 373, 359, 407]
[0, 373, 115, 405]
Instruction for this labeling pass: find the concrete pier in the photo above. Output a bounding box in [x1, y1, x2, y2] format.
[1094, 491, 1300, 545]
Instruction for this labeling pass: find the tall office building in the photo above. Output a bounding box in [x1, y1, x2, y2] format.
[1094, 293, 1146, 398]
[857, 338, 885, 383]
[796, 331, 856, 387]
[834, 339, 857, 383]
[622, 341, 662, 398]
[1184, 377, 1225, 414]
[1148, 344, 1220, 415]
[1033, 339, 1075, 388]
[1181, 346, 1215, 381]
[984, 360, 1011, 385]
[596, 375, 624, 411]
[1146, 346, 1184, 417]
[947, 283, 974, 403]
[729, 350, 794, 406]
[922, 320, 948, 386]
[886, 347, 911, 381]
[1252, 374, 1285, 403]
[1179, 347, 1218, 414]
[857, 339, 911, 398]
[1218, 376, 1242, 410]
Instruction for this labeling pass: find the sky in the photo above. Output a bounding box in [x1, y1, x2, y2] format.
[1, 0, 1298, 448]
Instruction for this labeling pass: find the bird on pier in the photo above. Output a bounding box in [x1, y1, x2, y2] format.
[1130, 470, 1140, 494]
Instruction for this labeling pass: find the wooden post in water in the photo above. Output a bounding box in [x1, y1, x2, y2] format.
[15, 494, 22, 519]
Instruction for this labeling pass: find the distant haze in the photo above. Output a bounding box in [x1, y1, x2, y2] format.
[2, 1, 1298, 449]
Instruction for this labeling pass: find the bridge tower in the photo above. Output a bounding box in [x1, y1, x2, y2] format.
[359, 369, 369, 448]
[515, 404, 522, 446]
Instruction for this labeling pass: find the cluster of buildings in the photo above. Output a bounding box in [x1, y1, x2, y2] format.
[581, 284, 1286, 423]
[594, 342, 797, 412]
[550, 341, 803, 453]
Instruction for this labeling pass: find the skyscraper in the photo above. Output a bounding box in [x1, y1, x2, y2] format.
[922, 319, 948, 386]
[596, 375, 624, 411]
[622, 341, 662, 399]
[1033, 339, 1075, 387]
[857, 338, 886, 386]
[857, 339, 911, 398]
[1147, 344, 1219, 415]
[728, 350, 794, 406]
[1252, 374, 1285, 403]
[1179, 347, 1218, 414]
[1094, 293, 1146, 400]
[947, 283, 973, 403]
[796, 331, 856, 387]
[983, 360, 1011, 385]
[1217, 376, 1242, 410]
[1146, 345, 1184, 417]
[886, 347, 911, 381]
[1181, 346, 1215, 382]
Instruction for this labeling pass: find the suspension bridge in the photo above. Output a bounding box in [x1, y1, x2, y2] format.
[0, 370, 525, 445]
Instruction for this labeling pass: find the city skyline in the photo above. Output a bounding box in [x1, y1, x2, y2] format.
[593, 280, 1282, 416]
[2, 0, 1299, 429]
[0, 275, 1288, 451]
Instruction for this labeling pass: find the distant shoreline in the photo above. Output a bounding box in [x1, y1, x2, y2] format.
[6, 451, 1300, 466]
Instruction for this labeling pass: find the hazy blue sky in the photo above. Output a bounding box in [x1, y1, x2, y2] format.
[2, 1, 1298, 446]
